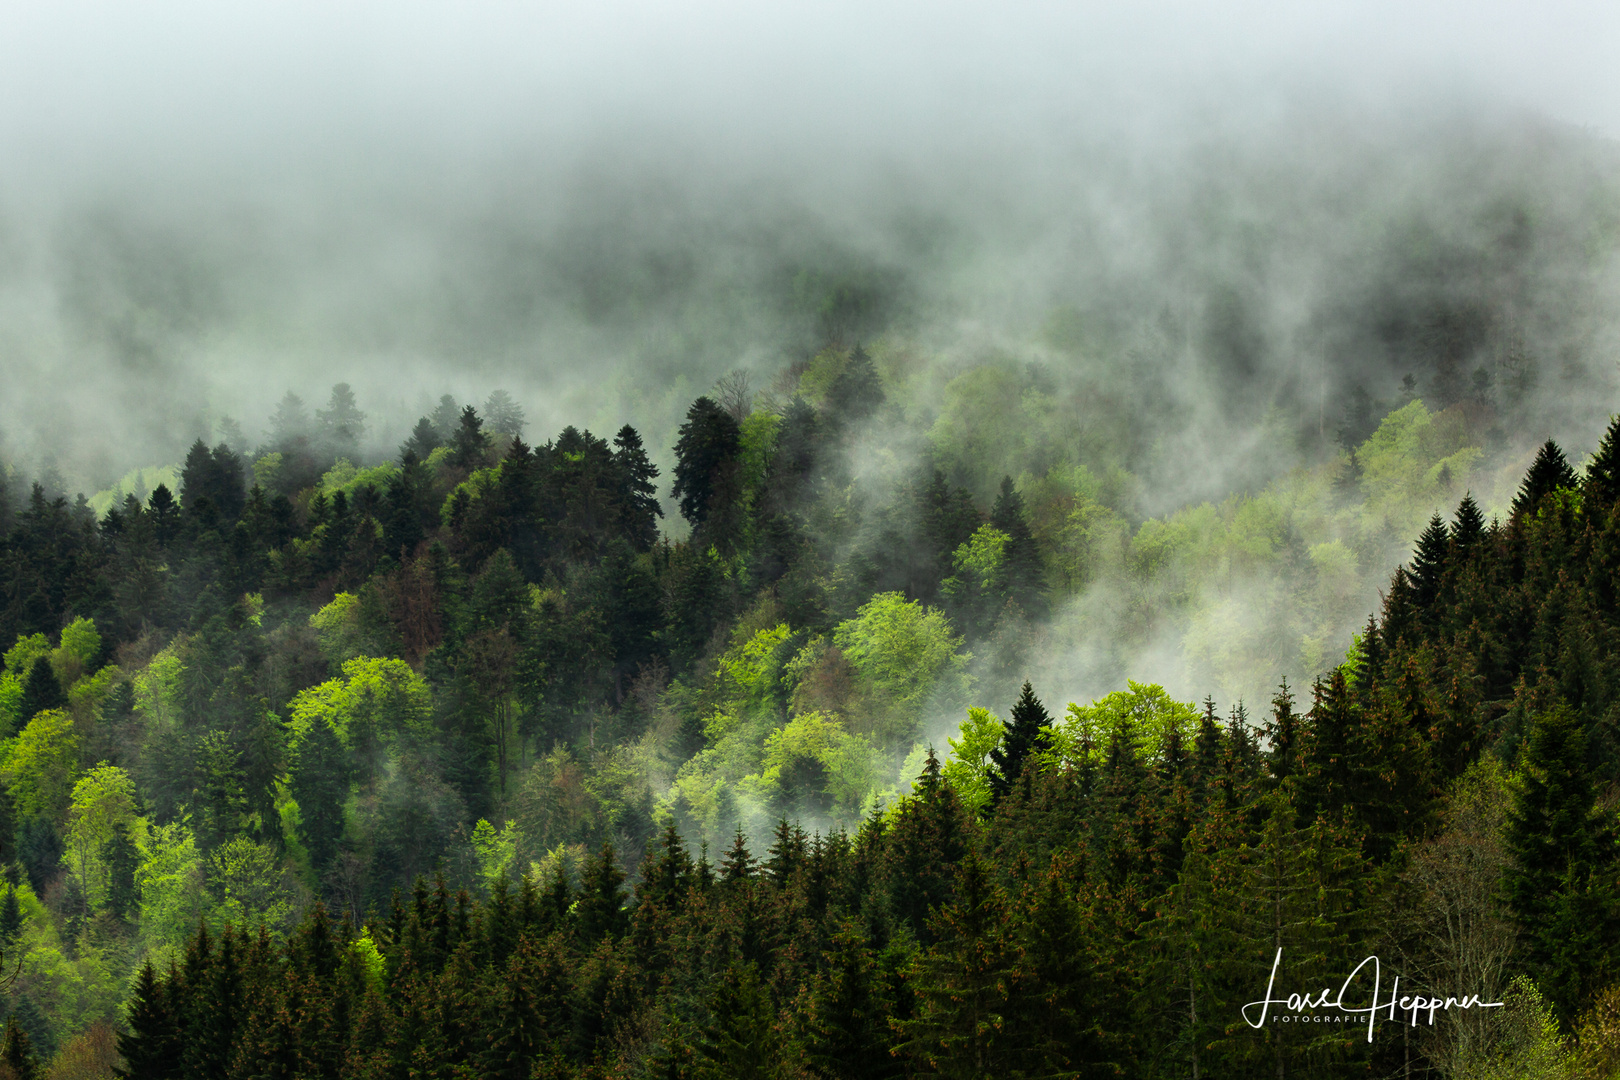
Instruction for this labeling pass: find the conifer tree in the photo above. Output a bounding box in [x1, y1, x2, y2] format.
[575, 842, 628, 943]
[290, 717, 350, 876]
[885, 750, 970, 941]
[1504, 706, 1620, 1019]
[1191, 698, 1223, 790]
[482, 389, 527, 440]
[988, 476, 1045, 619]
[768, 396, 820, 514]
[672, 396, 743, 549]
[691, 963, 778, 1079]
[478, 939, 549, 1080]
[805, 922, 898, 1079]
[1409, 513, 1450, 610]
[1452, 492, 1487, 553]
[448, 406, 489, 471]
[101, 824, 140, 921]
[17, 657, 63, 729]
[1512, 439, 1577, 519]
[0, 1017, 39, 1080]
[1585, 414, 1620, 509]
[825, 344, 885, 428]
[896, 849, 1013, 1078]
[115, 963, 178, 1080]
[400, 416, 442, 462]
[181, 929, 244, 1080]
[316, 382, 367, 457]
[147, 484, 180, 546]
[1297, 670, 1372, 824]
[1356, 613, 1385, 687]
[430, 394, 461, 442]
[0, 889, 18, 947]
[1003, 865, 1098, 1077]
[719, 830, 757, 887]
[987, 682, 1051, 802]
[611, 424, 663, 552]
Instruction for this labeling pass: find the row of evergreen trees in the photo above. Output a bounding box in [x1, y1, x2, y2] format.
[107, 416, 1620, 1076]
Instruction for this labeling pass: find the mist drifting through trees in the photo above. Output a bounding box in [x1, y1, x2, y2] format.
[1, 2, 1620, 1077]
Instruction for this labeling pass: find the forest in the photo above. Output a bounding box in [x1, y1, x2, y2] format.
[0, 320, 1617, 1078]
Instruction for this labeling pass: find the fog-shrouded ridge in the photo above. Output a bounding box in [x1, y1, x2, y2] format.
[3, 6, 1620, 717]
[3, 97, 1618, 493]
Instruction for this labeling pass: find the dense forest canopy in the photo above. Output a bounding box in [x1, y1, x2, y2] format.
[1, 333, 1620, 1074]
[2, 7, 1620, 1073]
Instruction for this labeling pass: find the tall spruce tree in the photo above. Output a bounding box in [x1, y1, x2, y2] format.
[988, 476, 1045, 619]
[671, 396, 743, 547]
[115, 963, 179, 1080]
[0, 1017, 39, 1080]
[825, 344, 885, 428]
[1452, 492, 1487, 553]
[449, 405, 489, 471]
[895, 849, 1014, 1078]
[987, 682, 1051, 802]
[401, 416, 442, 462]
[290, 717, 350, 876]
[611, 424, 662, 551]
[17, 657, 64, 729]
[1512, 439, 1577, 519]
[1409, 513, 1450, 610]
[1585, 414, 1620, 509]
[1504, 706, 1620, 1020]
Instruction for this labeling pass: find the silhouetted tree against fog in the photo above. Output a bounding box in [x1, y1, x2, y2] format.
[400, 416, 442, 462]
[449, 405, 491, 470]
[611, 425, 662, 552]
[672, 396, 743, 552]
[316, 383, 367, 462]
[482, 390, 526, 440]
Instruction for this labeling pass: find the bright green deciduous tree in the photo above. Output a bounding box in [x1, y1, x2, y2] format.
[833, 592, 972, 749]
[64, 764, 139, 910]
[943, 708, 1003, 815]
[207, 836, 295, 932]
[1045, 682, 1199, 769]
[2, 710, 80, 821]
[135, 820, 205, 953]
[747, 711, 884, 824]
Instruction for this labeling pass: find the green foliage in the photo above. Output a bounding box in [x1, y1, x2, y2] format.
[942, 707, 1003, 815]
[12, 367, 1620, 1069]
[2, 636, 50, 681]
[206, 836, 295, 932]
[745, 711, 884, 823]
[318, 457, 400, 499]
[833, 592, 972, 748]
[308, 592, 366, 666]
[134, 821, 204, 954]
[2, 710, 80, 822]
[64, 764, 139, 911]
[472, 818, 520, 891]
[287, 656, 431, 752]
[1045, 681, 1199, 768]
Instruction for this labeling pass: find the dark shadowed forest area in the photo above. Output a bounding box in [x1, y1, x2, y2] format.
[4, 340, 1620, 1076]
[5, 3, 1620, 1076]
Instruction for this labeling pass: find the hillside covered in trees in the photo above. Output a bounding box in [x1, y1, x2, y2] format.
[0, 341, 1617, 1077]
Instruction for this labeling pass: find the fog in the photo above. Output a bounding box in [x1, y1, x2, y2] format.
[3, 0, 1620, 737]
[1, 3, 1616, 483]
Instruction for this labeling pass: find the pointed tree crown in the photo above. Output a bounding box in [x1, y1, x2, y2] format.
[1452, 493, 1486, 552]
[1409, 513, 1449, 607]
[1512, 439, 1576, 518]
[1584, 414, 1620, 508]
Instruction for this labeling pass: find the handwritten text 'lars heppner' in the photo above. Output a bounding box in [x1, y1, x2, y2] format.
[1241, 948, 1504, 1043]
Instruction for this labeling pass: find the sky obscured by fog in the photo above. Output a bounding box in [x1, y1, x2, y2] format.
[1, 0, 1618, 489]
